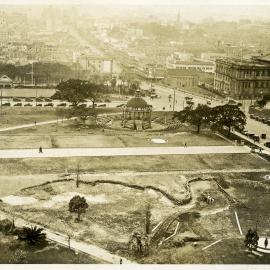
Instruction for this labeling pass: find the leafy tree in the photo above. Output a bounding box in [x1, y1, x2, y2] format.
[245, 228, 259, 250]
[69, 195, 89, 222]
[68, 105, 97, 125]
[52, 79, 106, 108]
[211, 104, 246, 136]
[174, 104, 212, 133]
[18, 226, 46, 246]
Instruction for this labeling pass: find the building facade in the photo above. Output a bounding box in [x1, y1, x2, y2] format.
[214, 56, 270, 98]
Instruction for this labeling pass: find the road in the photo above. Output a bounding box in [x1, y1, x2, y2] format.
[0, 145, 250, 159]
[0, 210, 133, 264]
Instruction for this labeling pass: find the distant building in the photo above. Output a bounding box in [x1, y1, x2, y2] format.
[165, 69, 198, 89]
[214, 55, 270, 98]
[0, 75, 13, 88]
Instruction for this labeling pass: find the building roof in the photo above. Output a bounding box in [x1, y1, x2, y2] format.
[126, 97, 149, 108]
[0, 75, 12, 83]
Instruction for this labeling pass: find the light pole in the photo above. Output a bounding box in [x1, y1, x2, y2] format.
[172, 89, 176, 112]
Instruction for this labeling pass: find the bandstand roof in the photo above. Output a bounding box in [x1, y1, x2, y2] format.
[126, 97, 149, 109]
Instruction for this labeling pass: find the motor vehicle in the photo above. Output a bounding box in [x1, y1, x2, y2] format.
[13, 98, 21, 102]
[262, 118, 268, 124]
[116, 104, 125, 108]
[36, 104, 43, 107]
[206, 100, 211, 105]
[14, 103, 22, 106]
[44, 98, 52, 102]
[243, 130, 249, 136]
[25, 98, 33, 102]
[36, 98, 43, 102]
[248, 133, 255, 138]
[249, 114, 255, 119]
[24, 103, 32, 107]
[254, 135, 260, 142]
[2, 102, 10, 106]
[44, 103, 53, 107]
[98, 104, 106, 107]
[255, 116, 260, 121]
[264, 142, 270, 148]
[267, 120, 270, 126]
[57, 103, 66, 107]
[261, 134, 267, 139]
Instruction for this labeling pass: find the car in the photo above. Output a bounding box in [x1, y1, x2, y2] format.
[13, 98, 21, 102]
[264, 142, 270, 148]
[255, 116, 260, 121]
[98, 104, 106, 107]
[261, 134, 267, 139]
[24, 103, 32, 107]
[57, 103, 66, 107]
[14, 103, 22, 106]
[254, 135, 260, 142]
[207, 101, 211, 105]
[248, 133, 255, 138]
[249, 114, 255, 119]
[2, 102, 10, 106]
[44, 103, 53, 107]
[267, 120, 270, 126]
[25, 98, 33, 102]
[44, 98, 52, 102]
[116, 104, 125, 108]
[36, 98, 43, 102]
[262, 118, 268, 124]
[36, 104, 43, 107]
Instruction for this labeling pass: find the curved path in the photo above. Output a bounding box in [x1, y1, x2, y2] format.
[0, 145, 250, 159]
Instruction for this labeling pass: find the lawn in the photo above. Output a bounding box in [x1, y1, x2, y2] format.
[0, 152, 268, 176]
[0, 232, 98, 263]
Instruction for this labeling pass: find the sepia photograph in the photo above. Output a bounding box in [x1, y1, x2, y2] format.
[0, 0, 269, 268]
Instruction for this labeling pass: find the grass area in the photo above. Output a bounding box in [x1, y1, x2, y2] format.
[0, 88, 56, 98]
[0, 128, 230, 149]
[0, 232, 98, 263]
[0, 107, 57, 128]
[1, 171, 269, 263]
[0, 153, 268, 176]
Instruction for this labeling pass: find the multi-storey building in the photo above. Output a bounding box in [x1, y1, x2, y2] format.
[214, 55, 270, 98]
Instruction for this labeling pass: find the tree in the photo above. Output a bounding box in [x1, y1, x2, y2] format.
[68, 105, 97, 125]
[245, 228, 259, 250]
[174, 104, 212, 133]
[211, 104, 246, 137]
[18, 226, 46, 246]
[145, 204, 151, 235]
[69, 195, 89, 222]
[52, 79, 106, 108]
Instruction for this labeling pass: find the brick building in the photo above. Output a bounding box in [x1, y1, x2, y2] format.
[214, 55, 270, 99]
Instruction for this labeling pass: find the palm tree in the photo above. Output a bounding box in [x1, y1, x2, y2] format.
[18, 226, 46, 245]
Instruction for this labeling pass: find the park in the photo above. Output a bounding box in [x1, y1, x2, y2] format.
[0, 78, 269, 264]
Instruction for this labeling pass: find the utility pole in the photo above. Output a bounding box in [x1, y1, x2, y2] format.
[172, 89, 176, 111]
[76, 163, 80, 188]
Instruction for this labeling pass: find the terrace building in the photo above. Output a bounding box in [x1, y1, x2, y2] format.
[214, 55, 270, 98]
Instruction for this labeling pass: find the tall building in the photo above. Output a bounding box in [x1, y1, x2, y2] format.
[214, 55, 270, 98]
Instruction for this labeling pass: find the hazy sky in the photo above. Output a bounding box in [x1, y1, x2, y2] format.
[1, 0, 270, 5]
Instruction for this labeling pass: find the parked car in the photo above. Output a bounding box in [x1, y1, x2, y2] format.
[36, 104, 43, 107]
[2, 102, 10, 106]
[262, 118, 268, 124]
[98, 104, 106, 107]
[36, 98, 43, 102]
[24, 103, 32, 107]
[44, 103, 53, 107]
[116, 104, 125, 108]
[261, 134, 267, 139]
[25, 98, 33, 102]
[264, 142, 270, 148]
[254, 135, 260, 142]
[57, 103, 66, 107]
[206, 100, 211, 105]
[248, 133, 255, 138]
[13, 98, 21, 102]
[249, 114, 255, 119]
[267, 120, 270, 126]
[44, 98, 52, 102]
[14, 103, 22, 106]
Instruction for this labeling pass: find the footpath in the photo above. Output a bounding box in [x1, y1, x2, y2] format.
[0, 210, 134, 264]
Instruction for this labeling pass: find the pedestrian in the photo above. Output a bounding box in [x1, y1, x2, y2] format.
[265, 238, 268, 249]
[34, 120, 36, 126]
[39, 146, 43, 153]
[184, 142, 187, 147]
[120, 258, 123, 264]
[259, 147, 262, 153]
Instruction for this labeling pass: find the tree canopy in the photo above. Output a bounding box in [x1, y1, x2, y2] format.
[69, 195, 89, 222]
[174, 104, 212, 133]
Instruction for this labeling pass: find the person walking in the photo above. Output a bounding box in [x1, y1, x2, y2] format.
[265, 238, 268, 249]
[120, 258, 123, 264]
[39, 146, 43, 153]
[184, 142, 187, 147]
[34, 120, 37, 126]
